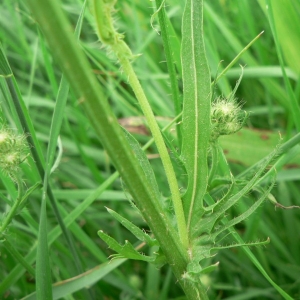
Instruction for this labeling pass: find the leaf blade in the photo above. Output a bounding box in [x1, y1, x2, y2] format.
[181, 0, 211, 234]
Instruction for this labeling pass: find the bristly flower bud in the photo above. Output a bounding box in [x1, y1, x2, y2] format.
[210, 97, 248, 141]
[210, 68, 248, 142]
[0, 126, 28, 179]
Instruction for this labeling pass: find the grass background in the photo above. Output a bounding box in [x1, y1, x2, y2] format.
[0, 0, 300, 299]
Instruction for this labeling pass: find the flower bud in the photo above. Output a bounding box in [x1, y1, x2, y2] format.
[0, 127, 28, 179]
[210, 97, 247, 141]
[0, 130, 14, 153]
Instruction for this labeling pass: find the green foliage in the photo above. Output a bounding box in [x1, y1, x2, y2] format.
[181, 0, 211, 238]
[0, 0, 300, 299]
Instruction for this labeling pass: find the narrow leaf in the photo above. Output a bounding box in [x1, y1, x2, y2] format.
[154, 0, 183, 146]
[122, 128, 161, 203]
[36, 3, 88, 297]
[230, 231, 294, 299]
[21, 259, 128, 300]
[214, 144, 280, 213]
[266, 0, 300, 131]
[181, 0, 211, 234]
[36, 194, 53, 300]
[98, 231, 155, 262]
[106, 207, 158, 247]
[197, 145, 280, 236]
[211, 176, 276, 241]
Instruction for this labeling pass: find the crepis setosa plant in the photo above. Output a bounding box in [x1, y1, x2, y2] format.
[90, 0, 280, 295]
[113, 70, 276, 281]
[97, 69, 276, 280]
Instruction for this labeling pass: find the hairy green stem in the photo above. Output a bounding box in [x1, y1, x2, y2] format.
[117, 54, 189, 248]
[92, 0, 188, 249]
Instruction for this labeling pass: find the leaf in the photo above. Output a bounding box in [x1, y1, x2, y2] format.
[265, 0, 300, 132]
[187, 260, 219, 277]
[181, 0, 211, 235]
[121, 128, 161, 203]
[106, 207, 158, 247]
[154, 0, 183, 145]
[98, 231, 155, 262]
[21, 258, 128, 300]
[18, 182, 43, 211]
[230, 233, 293, 300]
[196, 145, 279, 237]
[0, 43, 12, 77]
[35, 3, 89, 298]
[210, 175, 276, 242]
[271, 0, 300, 74]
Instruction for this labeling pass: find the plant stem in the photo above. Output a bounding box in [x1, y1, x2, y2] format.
[92, 0, 188, 249]
[117, 54, 189, 249]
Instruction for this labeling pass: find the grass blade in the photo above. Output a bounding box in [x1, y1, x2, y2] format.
[266, 0, 300, 132]
[36, 191, 52, 299]
[230, 230, 294, 300]
[2, 239, 35, 277]
[36, 2, 92, 298]
[22, 259, 127, 300]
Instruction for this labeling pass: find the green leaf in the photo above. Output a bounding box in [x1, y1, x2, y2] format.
[199, 262, 219, 275]
[154, 0, 183, 145]
[21, 259, 128, 300]
[106, 207, 158, 247]
[0, 43, 12, 77]
[197, 145, 279, 236]
[187, 260, 219, 277]
[271, 0, 300, 74]
[191, 179, 275, 266]
[36, 3, 89, 298]
[181, 0, 211, 235]
[18, 182, 42, 211]
[265, 0, 300, 132]
[230, 231, 294, 300]
[26, 2, 192, 278]
[36, 194, 53, 300]
[0, 172, 120, 295]
[210, 175, 276, 242]
[98, 231, 155, 262]
[121, 128, 161, 203]
[2, 239, 35, 277]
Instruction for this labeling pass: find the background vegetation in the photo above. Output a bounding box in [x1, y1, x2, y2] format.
[0, 0, 300, 299]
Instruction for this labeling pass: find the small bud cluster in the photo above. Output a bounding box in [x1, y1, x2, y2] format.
[210, 96, 248, 142]
[0, 126, 28, 179]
